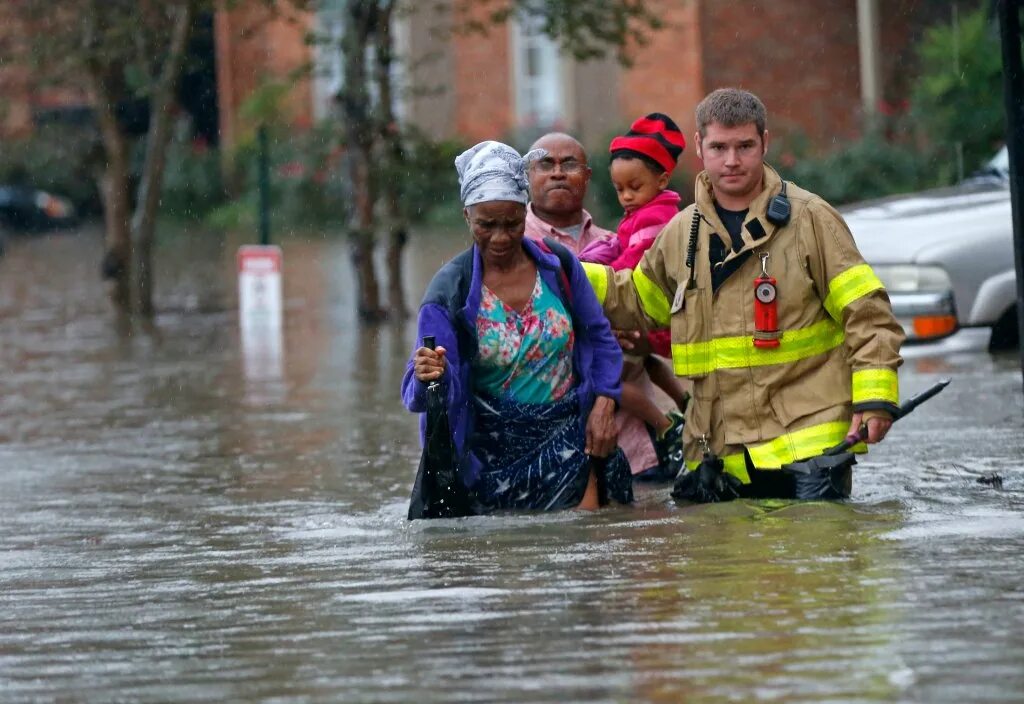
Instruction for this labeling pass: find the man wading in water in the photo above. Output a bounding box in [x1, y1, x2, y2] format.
[581, 88, 905, 501]
[525, 132, 690, 482]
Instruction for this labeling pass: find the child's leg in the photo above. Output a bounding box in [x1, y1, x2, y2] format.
[644, 355, 691, 412]
[620, 360, 672, 434]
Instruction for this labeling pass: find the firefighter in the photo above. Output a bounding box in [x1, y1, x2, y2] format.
[583, 88, 906, 501]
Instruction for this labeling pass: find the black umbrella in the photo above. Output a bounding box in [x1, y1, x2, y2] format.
[408, 336, 474, 520]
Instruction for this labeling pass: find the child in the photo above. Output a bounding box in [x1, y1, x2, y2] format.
[606, 113, 691, 480]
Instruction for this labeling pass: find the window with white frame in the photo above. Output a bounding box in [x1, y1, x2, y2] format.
[511, 13, 565, 128]
[312, 1, 345, 122]
[311, 1, 405, 123]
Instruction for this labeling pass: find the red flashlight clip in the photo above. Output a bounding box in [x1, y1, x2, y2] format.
[753, 252, 780, 349]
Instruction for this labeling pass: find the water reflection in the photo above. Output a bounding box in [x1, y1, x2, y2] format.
[0, 226, 1022, 702]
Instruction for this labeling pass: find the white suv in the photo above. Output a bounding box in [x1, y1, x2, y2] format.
[843, 148, 1017, 351]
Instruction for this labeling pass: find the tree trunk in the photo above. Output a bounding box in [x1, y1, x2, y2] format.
[349, 140, 384, 321]
[341, 0, 385, 322]
[86, 67, 133, 313]
[373, 0, 408, 320]
[131, 0, 196, 318]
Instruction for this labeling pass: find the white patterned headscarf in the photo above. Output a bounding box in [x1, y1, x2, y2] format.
[455, 141, 546, 207]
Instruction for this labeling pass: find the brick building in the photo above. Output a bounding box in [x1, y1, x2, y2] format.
[4, 0, 953, 162]
[215, 0, 950, 162]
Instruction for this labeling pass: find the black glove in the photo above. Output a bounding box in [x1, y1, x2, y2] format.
[671, 451, 742, 504]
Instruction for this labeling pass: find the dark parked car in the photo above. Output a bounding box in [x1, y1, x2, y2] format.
[0, 184, 78, 233]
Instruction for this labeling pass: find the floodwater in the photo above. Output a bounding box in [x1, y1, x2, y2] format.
[1, 225, 1022, 703]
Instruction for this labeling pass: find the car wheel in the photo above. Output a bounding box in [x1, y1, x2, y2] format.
[989, 305, 1020, 352]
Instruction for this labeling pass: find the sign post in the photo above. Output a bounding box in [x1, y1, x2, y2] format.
[238, 245, 284, 398]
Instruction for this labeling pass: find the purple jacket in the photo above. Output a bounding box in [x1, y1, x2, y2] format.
[401, 237, 623, 488]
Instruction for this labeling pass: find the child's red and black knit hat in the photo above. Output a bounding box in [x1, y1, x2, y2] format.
[609, 113, 685, 174]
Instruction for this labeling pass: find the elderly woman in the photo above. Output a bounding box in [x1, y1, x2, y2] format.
[401, 141, 632, 513]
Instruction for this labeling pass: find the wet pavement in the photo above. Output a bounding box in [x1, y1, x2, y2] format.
[1, 226, 1022, 702]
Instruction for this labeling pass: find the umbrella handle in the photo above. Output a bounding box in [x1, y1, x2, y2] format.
[826, 378, 952, 456]
[422, 336, 440, 391]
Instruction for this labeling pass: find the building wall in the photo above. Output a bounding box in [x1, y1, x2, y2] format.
[569, 54, 622, 150]
[2, 0, 960, 158]
[402, 1, 457, 140]
[450, 2, 512, 143]
[879, 0, 956, 110]
[214, 3, 313, 151]
[0, 10, 36, 138]
[618, 0, 705, 173]
[0, 68, 33, 139]
[699, 0, 863, 150]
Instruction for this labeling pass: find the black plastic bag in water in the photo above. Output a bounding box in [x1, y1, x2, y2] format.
[784, 451, 854, 500]
[408, 347, 474, 520]
[671, 450, 742, 504]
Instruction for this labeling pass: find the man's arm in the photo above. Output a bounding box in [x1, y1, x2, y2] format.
[805, 200, 906, 436]
[577, 236, 621, 265]
[581, 213, 685, 334]
[563, 253, 623, 403]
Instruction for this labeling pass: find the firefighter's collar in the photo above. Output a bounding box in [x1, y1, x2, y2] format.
[696, 166, 785, 265]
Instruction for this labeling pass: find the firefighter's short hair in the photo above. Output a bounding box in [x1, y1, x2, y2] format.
[695, 88, 767, 139]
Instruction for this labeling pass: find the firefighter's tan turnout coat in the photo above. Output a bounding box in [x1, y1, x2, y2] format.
[584, 166, 905, 483]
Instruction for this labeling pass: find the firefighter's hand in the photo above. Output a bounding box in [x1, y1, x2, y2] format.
[846, 411, 893, 444]
[414, 345, 447, 382]
[585, 396, 618, 457]
[612, 329, 641, 351]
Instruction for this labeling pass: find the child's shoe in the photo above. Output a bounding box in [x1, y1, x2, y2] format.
[641, 410, 685, 482]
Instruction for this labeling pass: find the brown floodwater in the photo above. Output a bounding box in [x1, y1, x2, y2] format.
[1, 225, 1022, 702]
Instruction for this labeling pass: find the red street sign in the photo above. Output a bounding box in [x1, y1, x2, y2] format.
[237, 245, 282, 274]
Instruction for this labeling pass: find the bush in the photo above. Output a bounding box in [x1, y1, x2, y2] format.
[775, 122, 938, 206]
[393, 131, 465, 223]
[209, 121, 350, 230]
[910, 5, 1003, 183]
[0, 123, 102, 214]
[207, 123, 464, 231]
[1, 118, 229, 223]
[160, 130, 226, 220]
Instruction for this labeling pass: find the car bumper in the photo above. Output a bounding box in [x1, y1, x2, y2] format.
[900, 326, 992, 357]
[890, 291, 960, 344]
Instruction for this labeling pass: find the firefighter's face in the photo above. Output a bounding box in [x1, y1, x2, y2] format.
[464, 201, 527, 267]
[695, 121, 768, 207]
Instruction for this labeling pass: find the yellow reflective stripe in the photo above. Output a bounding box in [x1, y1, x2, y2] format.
[747, 421, 868, 469]
[824, 264, 885, 321]
[684, 452, 751, 484]
[852, 368, 899, 405]
[581, 262, 608, 305]
[672, 341, 714, 376]
[671, 318, 845, 377]
[632, 267, 671, 327]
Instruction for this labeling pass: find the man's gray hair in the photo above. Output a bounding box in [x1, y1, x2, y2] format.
[695, 88, 767, 138]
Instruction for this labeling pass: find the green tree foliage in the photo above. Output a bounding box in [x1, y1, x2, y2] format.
[460, 0, 661, 64]
[778, 122, 935, 206]
[9, 0, 305, 318]
[329, 0, 663, 321]
[911, 5, 1004, 178]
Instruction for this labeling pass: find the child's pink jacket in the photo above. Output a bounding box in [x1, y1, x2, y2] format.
[608, 189, 681, 271]
[609, 189, 680, 357]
